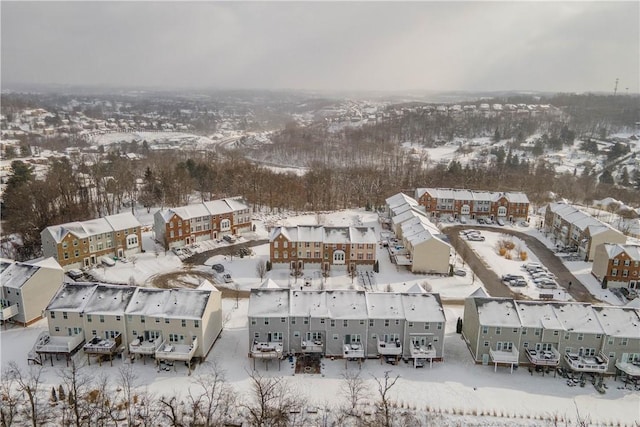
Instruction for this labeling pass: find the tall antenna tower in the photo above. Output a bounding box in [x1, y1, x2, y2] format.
[613, 78, 619, 96]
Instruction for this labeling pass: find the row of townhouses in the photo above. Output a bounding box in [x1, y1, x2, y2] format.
[33, 281, 222, 371]
[544, 203, 626, 261]
[592, 244, 640, 290]
[0, 257, 64, 326]
[462, 296, 640, 376]
[248, 283, 446, 367]
[153, 197, 251, 249]
[385, 193, 452, 274]
[269, 225, 377, 272]
[40, 197, 251, 271]
[41, 212, 143, 270]
[415, 188, 530, 222]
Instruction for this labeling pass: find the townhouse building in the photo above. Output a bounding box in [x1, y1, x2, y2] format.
[153, 197, 251, 249]
[415, 188, 530, 222]
[385, 193, 452, 274]
[247, 287, 446, 367]
[544, 203, 626, 261]
[0, 257, 64, 326]
[462, 297, 637, 375]
[592, 244, 640, 290]
[41, 212, 142, 270]
[34, 281, 222, 371]
[269, 225, 377, 272]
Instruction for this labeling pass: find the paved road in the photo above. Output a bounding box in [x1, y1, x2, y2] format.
[443, 225, 599, 303]
[182, 239, 269, 265]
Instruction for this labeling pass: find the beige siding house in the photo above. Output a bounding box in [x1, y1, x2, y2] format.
[0, 257, 64, 326]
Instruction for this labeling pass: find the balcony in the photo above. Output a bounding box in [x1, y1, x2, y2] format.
[301, 339, 323, 354]
[564, 351, 609, 373]
[377, 339, 402, 356]
[35, 332, 85, 354]
[410, 343, 436, 360]
[0, 302, 19, 321]
[526, 346, 560, 367]
[129, 335, 163, 355]
[250, 341, 284, 360]
[83, 333, 122, 355]
[155, 337, 199, 362]
[490, 348, 520, 372]
[343, 343, 365, 359]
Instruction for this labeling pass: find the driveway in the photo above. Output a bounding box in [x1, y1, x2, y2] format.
[182, 239, 269, 265]
[443, 225, 599, 303]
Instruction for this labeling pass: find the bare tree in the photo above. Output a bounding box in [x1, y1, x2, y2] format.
[157, 395, 185, 427]
[243, 370, 306, 427]
[117, 364, 139, 426]
[186, 362, 236, 426]
[6, 361, 49, 427]
[0, 366, 22, 427]
[59, 361, 93, 427]
[256, 260, 267, 280]
[340, 370, 369, 417]
[372, 371, 400, 427]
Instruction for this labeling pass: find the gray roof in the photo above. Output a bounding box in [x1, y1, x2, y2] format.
[248, 288, 290, 317]
[84, 284, 136, 315]
[0, 262, 39, 289]
[416, 188, 529, 204]
[47, 282, 97, 312]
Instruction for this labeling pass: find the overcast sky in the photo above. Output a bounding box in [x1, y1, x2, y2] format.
[2, 1, 639, 93]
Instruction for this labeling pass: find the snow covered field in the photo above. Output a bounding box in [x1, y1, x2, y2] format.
[2, 208, 639, 425]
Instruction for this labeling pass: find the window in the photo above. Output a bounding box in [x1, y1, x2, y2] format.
[437, 322, 443, 330]
[534, 328, 540, 336]
[330, 320, 335, 327]
[608, 337, 614, 345]
[496, 327, 501, 335]
[165, 318, 170, 324]
[343, 320, 348, 327]
[271, 332, 283, 342]
[624, 259, 630, 266]
[320, 318, 325, 324]
[63, 312, 68, 319]
[291, 318, 296, 325]
[482, 326, 488, 334]
[274, 241, 278, 248]
[55, 327, 60, 332]
[281, 317, 286, 323]
[395, 319, 400, 326]
[483, 341, 489, 347]
[408, 322, 414, 328]
[156, 317, 160, 323]
[577, 333, 583, 341]
[264, 318, 269, 325]
[384, 319, 390, 327]
[251, 318, 256, 325]
[523, 342, 529, 348]
[182, 319, 186, 327]
[254, 332, 260, 339]
[424, 323, 430, 330]
[304, 318, 309, 325]
[99, 315, 105, 323]
[613, 259, 619, 266]
[141, 316, 145, 323]
[553, 330, 559, 336]
[369, 319, 374, 327]
[621, 338, 628, 346]
[333, 334, 339, 340]
[513, 328, 518, 333]
[611, 269, 618, 277]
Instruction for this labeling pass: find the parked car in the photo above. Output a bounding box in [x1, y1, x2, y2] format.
[477, 218, 485, 224]
[511, 279, 528, 287]
[620, 287, 638, 300]
[522, 262, 543, 272]
[172, 247, 183, 256]
[212, 264, 225, 273]
[460, 217, 467, 224]
[467, 235, 485, 241]
[497, 218, 505, 226]
[222, 273, 233, 283]
[223, 235, 236, 243]
[67, 269, 84, 280]
[454, 269, 467, 277]
[537, 280, 558, 289]
[519, 221, 530, 227]
[101, 256, 116, 267]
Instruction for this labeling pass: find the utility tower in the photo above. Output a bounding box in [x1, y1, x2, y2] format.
[613, 78, 619, 96]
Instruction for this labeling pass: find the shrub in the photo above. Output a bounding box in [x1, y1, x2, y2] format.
[498, 247, 507, 256]
[520, 251, 528, 261]
[504, 252, 512, 260]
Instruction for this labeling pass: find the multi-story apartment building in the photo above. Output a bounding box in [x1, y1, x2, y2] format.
[34, 281, 222, 372]
[592, 244, 640, 290]
[0, 257, 64, 326]
[41, 212, 142, 270]
[385, 193, 452, 274]
[248, 286, 446, 367]
[463, 297, 637, 376]
[415, 188, 530, 222]
[269, 225, 377, 272]
[154, 197, 251, 249]
[544, 203, 626, 261]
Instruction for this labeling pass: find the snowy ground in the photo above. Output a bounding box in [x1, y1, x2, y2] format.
[4, 208, 638, 425]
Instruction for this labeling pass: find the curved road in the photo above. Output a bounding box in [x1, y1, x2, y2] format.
[443, 225, 599, 303]
[182, 239, 269, 265]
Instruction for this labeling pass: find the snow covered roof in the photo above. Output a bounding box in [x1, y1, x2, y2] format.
[248, 288, 289, 317]
[592, 306, 640, 339]
[162, 289, 212, 320]
[601, 243, 640, 260]
[415, 188, 529, 204]
[126, 288, 170, 317]
[157, 197, 249, 222]
[259, 278, 281, 289]
[0, 262, 39, 289]
[30, 257, 63, 270]
[546, 203, 613, 233]
[44, 212, 141, 243]
[385, 192, 418, 210]
[169, 203, 211, 220]
[515, 301, 563, 330]
[326, 290, 367, 319]
[269, 225, 376, 245]
[366, 292, 405, 319]
[401, 293, 445, 323]
[47, 283, 97, 312]
[392, 207, 430, 227]
[104, 212, 141, 231]
[406, 283, 426, 294]
[469, 288, 488, 298]
[550, 303, 603, 335]
[290, 290, 329, 318]
[473, 298, 521, 327]
[84, 284, 136, 315]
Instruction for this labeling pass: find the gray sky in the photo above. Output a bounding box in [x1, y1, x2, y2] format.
[2, 1, 639, 93]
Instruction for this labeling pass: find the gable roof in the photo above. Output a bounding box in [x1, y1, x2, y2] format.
[44, 213, 141, 243]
